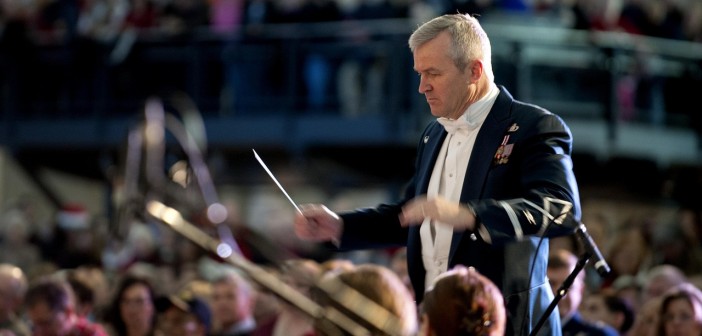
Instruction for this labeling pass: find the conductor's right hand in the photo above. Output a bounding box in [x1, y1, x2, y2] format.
[294, 204, 343, 243]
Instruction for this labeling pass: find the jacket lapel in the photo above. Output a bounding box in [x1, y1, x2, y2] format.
[449, 86, 514, 261]
[416, 123, 447, 194]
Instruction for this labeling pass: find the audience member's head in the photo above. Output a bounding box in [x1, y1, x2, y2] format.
[316, 264, 417, 336]
[606, 224, 651, 280]
[104, 275, 157, 336]
[629, 296, 662, 336]
[611, 274, 642, 312]
[657, 283, 702, 336]
[155, 294, 211, 336]
[547, 249, 584, 321]
[210, 271, 256, 335]
[642, 264, 687, 303]
[0, 263, 30, 335]
[580, 289, 635, 334]
[25, 276, 76, 336]
[420, 265, 506, 336]
[66, 272, 95, 319]
[25, 275, 106, 336]
[267, 259, 324, 336]
[0, 264, 27, 319]
[281, 258, 323, 294]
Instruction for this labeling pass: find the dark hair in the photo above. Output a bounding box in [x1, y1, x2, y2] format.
[657, 283, 702, 336]
[25, 276, 74, 312]
[103, 275, 156, 336]
[67, 273, 94, 308]
[603, 293, 635, 333]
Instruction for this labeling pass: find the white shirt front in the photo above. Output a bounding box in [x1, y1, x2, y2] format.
[421, 83, 499, 289]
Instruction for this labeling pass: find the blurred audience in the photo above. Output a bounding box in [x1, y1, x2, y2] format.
[25, 275, 109, 336]
[0, 209, 41, 274]
[601, 221, 654, 289]
[154, 294, 211, 336]
[628, 295, 662, 336]
[269, 259, 322, 336]
[315, 263, 417, 336]
[640, 264, 687, 304]
[657, 282, 702, 336]
[547, 249, 618, 336]
[580, 289, 635, 335]
[102, 274, 157, 336]
[0, 264, 30, 336]
[210, 271, 256, 336]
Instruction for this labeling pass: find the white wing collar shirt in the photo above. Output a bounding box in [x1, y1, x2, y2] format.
[421, 82, 500, 289]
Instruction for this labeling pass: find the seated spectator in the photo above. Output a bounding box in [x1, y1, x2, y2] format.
[547, 249, 618, 336]
[580, 289, 635, 335]
[66, 271, 97, 320]
[657, 282, 702, 336]
[210, 271, 256, 336]
[419, 265, 506, 336]
[611, 274, 642, 315]
[0, 264, 30, 336]
[315, 264, 417, 336]
[269, 259, 323, 336]
[628, 296, 662, 336]
[154, 294, 211, 336]
[601, 222, 653, 289]
[0, 209, 41, 274]
[102, 275, 157, 336]
[25, 276, 108, 336]
[641, 264, 687, 304]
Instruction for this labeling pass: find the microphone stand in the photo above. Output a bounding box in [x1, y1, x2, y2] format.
[528, 251, 590, 336]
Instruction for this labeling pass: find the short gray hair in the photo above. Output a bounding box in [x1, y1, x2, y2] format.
[0, 264, 28, 299]
[409, 14, 493, 80]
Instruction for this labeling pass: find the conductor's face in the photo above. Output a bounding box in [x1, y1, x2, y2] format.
[413, 31, 474, 120]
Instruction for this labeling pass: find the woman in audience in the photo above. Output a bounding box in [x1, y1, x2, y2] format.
[657, 282, 702, 336]
[419, 265, 506, 336]
[602, 221, 654, 289]
[628, 296, 662, 336]
[103, 275, 157, 336]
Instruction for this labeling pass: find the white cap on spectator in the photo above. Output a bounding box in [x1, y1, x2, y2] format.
[57, 204, 90, 230]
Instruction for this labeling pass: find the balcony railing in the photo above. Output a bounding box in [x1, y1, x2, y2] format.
[1, 17, 701, 151]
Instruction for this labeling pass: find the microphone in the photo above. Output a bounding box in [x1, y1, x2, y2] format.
[575, 223, 611, 277]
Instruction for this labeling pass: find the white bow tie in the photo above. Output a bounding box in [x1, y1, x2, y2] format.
[437, 117, 480, 134]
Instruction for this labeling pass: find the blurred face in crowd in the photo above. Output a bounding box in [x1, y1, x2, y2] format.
[629, 297, 661, 336]
[610, 228, 648, 276]
[413, 31, 478, 120]
[548, 265, 583, 320]
[580, 293, 618, 330]
[120, 283, 155, 332]
[662, 297, 702, 336]
[156, 306, 205, 336]
[211, 279, 251, 329]
[27, 302, 73, 336]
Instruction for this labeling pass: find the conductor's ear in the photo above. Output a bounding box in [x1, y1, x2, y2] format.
[470, 60, 484, 80]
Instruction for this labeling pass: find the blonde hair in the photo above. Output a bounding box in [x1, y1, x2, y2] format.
[320, 264, 418, 336]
